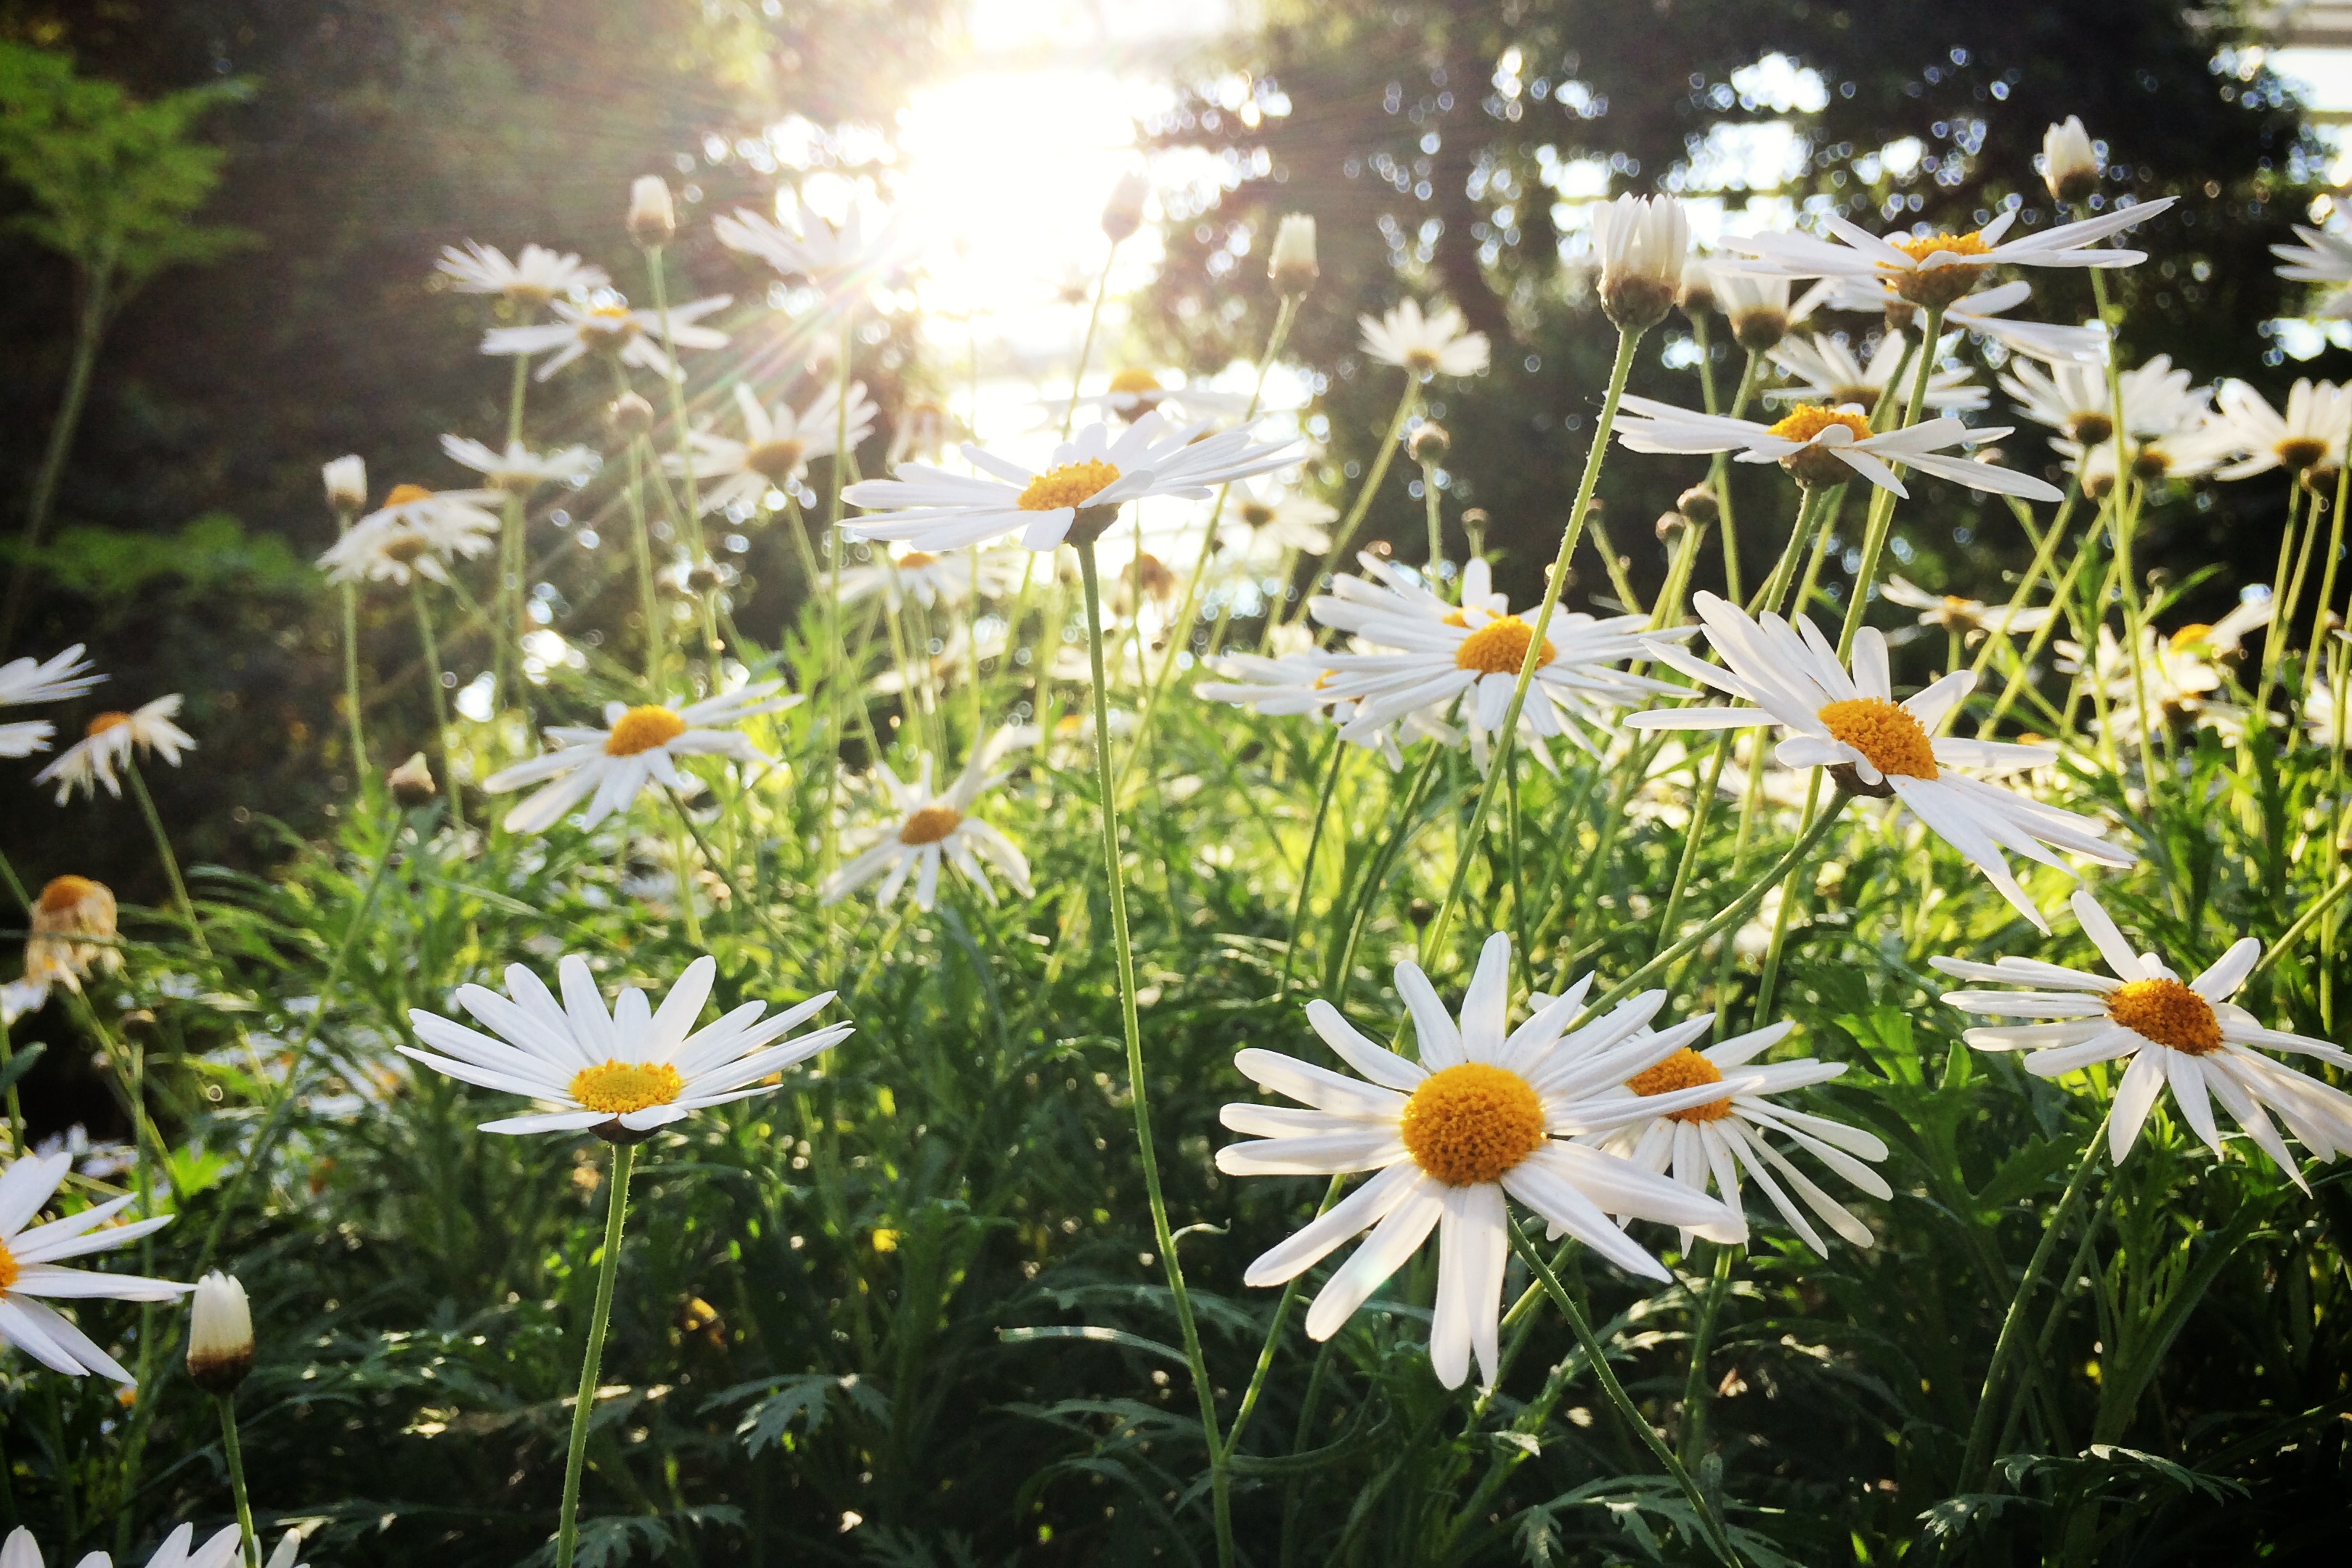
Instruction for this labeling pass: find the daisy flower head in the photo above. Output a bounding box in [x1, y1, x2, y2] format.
[1577, 1020, 1891, 1254]
[823, 729, 1033, 912]
[401, 954, 853, 1141]
[1766, 330, 1987, 415]
[1628, 593, 2133, 930]
[1217, 932, 1748, 1389]
[1309, 555, 1685, 772]
[1232, 477, 1338, 559]
[322, 454, 367, 514]
[482, 294, 731, 383]
[1709, 269, 1831, 351]
[672, 380, 880, 515]
[2, 1524, 256, 1568]
[838, 545, 1023, 613]
[2272, 224, 2352, 286]
[1935, 891, 2352, 1181]
[1193, 650, 1459, 770]
[315, 485, 502, 588]
[23, 875, 121, 992]
[437, 240, 609, 307]
[482, 682, 801, 834]
[715, 195, 904, 293]
[439, 436, 598, 495]
[2041, 116, 2101, 203]
[840, 411, 1296, 554]
[1046, 367, 1261, 428]
[1831, 277, 2109, 366]
[1725, 198, 2176, 310]
[1611, 396, 2063, 502]
[1269, 212, 1319, 293]
[35, 696, 195, 805]
[1359, 299, 1490, 379]
[0, 1151, 190, 1382]
[2196, 378, 2351, 480]
[1591, 193, 1693, 330]
[1881, 576, 2058, 643]
[0, 645, 102, 758]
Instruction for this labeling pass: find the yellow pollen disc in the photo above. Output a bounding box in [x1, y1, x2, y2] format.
[744, 438, 806, 481]
[383, 483, 435, 507]
[569, 1059, 685, 1116]
[1888, 230, 1993, 264]
[1017, 459, 1120, 512]
[580, 304, 640, 344]
[605, 704, 688, 756]
[1400, 1063, 1547, 1186]
[38, 875, 103, 914]
[84, 712, 131, 738]
[897, 550, 939, 568]
[1240, 502, 1276, 526]
[898, 804, 963, 845]
[2168, 624, 2215, 652]
[1816, 697, 1939, 780]
[2276, 436, 2329, 472]
[1107, 367, 1164, 395]
[1625, 1048, 1733, 1124]
[0, 1240, 16, 1292]
[2106, 978, 2223, 1055]
[1455, 616, 1555, 675]
[1768, 405, 1874, 445]
[1440, 609, 1470, 628]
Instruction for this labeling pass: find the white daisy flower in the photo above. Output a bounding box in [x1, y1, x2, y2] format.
[0, 645, 102, 759]
[439, 436, 598, 494]
[1628, 593, 2133, 930]
[400, 954, 853, 1140]
[1193, 650, 1457, 770]
[1592, 192, 1693, 329]
[2001, 354, 2207, 455]
[1231, 478, 1337, 558]
[35, 696, 195, 804]
[1576, 1021, 1891, 1255]
[1, 1524, 249, 1568]
[1358, 299, 1490, 378]
[838, 546, 1023, 613]
[23, 875, 120, 992]
[315, 484, 502, 588]
[1611, 397, 2062, 502]
[0, 1151, 190, 1383]
[1765, 330, 1987, 414]
[670, 381, 879, 516]
[483, 295, 731, 383]
[436, 240, 609, 305]
[482, 682, 801, 834]
[1309, 556, 1685, 771]
[1881, 577, 2059, 642]
[1216, 932, 1748, 1389]
[1829, 277, 2109, 365]
[2054, 600, 2273, 735]
[839, 411, 1296, 554]
[1723, 200, 2176, 309]
[823, 730, 1033, 912]
[1045, 367, 1264, 428]
[1935, 891, 2352, 1181]
[1708, 269, 1832, 349]
[715, 196, 904, 288]
[2190, 378, 2351, 479]
[2272, 224, 2352, 285]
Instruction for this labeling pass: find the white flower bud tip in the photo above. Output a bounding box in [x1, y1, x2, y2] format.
[186, 1270, 254, 1394]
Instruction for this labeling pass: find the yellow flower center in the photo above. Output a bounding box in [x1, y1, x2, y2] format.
[898, 804, 963, 844]
[84, 713, 130, 738]
[1888, 231, 1993, 264]
[1625, 1048, 1733, 1123]
[2168, 624, 2215, 652]
[38, 875, 104, 915]
[1455, 616, 1554, 675]
[1017, 459, 1120, 512]
[605, 705, 688, 756]
[1240, 501, 1276, 527]
[1400, 1062, 1547, 1187]
[1441, 609, 1470, 628]
[897, 550, 939, 569]
[579, 303, 640, 346]
[1816, 697, 1939, 780]
[2276, 436, 2329, 473]
[744, 438, 806, 481]
[0, 1239, 17, 1292]
[383, 483, 434, 508]
[569, 1058, 686, 1115]
[1768, 405, 1875, 445]
[2106, 978, 2223, 1055]
[1107, 367, 1164, 395]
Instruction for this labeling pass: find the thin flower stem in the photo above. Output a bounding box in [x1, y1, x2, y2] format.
[608, 364, 667, 685]
[2314, 412, 2352, 653]
[1956, 1109, 2112, 1495]
[1677, 1241, 1738, 1471]
[821, 314, 857, 944]
[1958, 481, 2080, 709]
[1982, 539, 2098, 737]
[1220, 1173, 1343, 1463]
[1505, 1217, 1743, 1568]
[646, 246, 721, 668]
[218, 1396, 260, 1568]
[1075, 539, 1232, 1568]
[1717, 349, 1763, 602]
[494, 353, 532, 718]
[557, 1138, 636, 1568]
[1749, 771, 1824, 1027]
[1583, 508, 1646, 618]
[1420, 325, 1643, 963]
[1333, 738, 1448, 997]
[2250, 864, 2352, 977]
[2086, 268, 2166, 804]
[1834, 305, 1945, 662]
[124, 755, 206, 954]
[1061, 242, 1121, 445]
[1296, 377, 1421, 626]
[1421, 454, 1445, 576]
[409, 579, 466, 833]
[1276, 734, 1349, 998]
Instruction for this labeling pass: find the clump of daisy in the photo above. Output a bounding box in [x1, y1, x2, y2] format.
[482, 683, 800, 834]
[1935, 892, 2352, 1180]
[1767, 331, 1985, 415]
[1725, 199, 2174, 311]
[1358, 300, 1490, 379]
[482, 294, 731, 383]
[0, 1151, 191, 1382]
[316, 485, 502, 588]
[35, 695, 195, 804]
[824, 730, 1033, 912]
[838, 546, 1024, 613]
[437, 240, 609, 307]
[439, 436, 598, 494]
[672, 381, 879, 515]
[1613, 397, 2061, 502]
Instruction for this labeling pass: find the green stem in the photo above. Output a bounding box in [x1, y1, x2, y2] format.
[1221, 1175, 1344, 1463]
[1276, 735, 1348, 997]
[124, 755, 205, 955]
[646, 247, 721, 668]
[1076, 539, 1232, 1566]
[3, 248, 115, 647]
[609, 363, 666, 686]
[1677, 1242, 1738, 1470]
[218, 1397, 260, 1568]
[557, 1139, 637, 1568]
[1298, 378, 1421, 625]
[821, 314, 856, 942]
[409, 579, 465, 834]
[1834, 305, 1943, 661]
[1717, 350, 1762, 602]
[1506, 1219, 1743, 1567]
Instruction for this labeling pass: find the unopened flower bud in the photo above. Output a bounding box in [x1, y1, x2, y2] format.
[605, 393, 655, 441]
[1269, 213, 1319, 293]
[1409, 422, 1451, 465]
[1675, 484, 1720, 525]
[1593, 194, 1691, 333]
[387, 752, 437, 808]
[185, 1272, 254, 1395]
[628, 176, 676, 248]
[1881, 298, 1918, 335]
[1676, 256, 1716, 318]
[2042, 116, 2100, 205]
[322, 455, 367, 517]
[1101, 171, 1151, 243]
[1655, 511, 1688, 542]
[687, 563, 724, 594]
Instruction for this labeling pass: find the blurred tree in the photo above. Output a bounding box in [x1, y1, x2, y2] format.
[1136, 0, 2324, 619]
